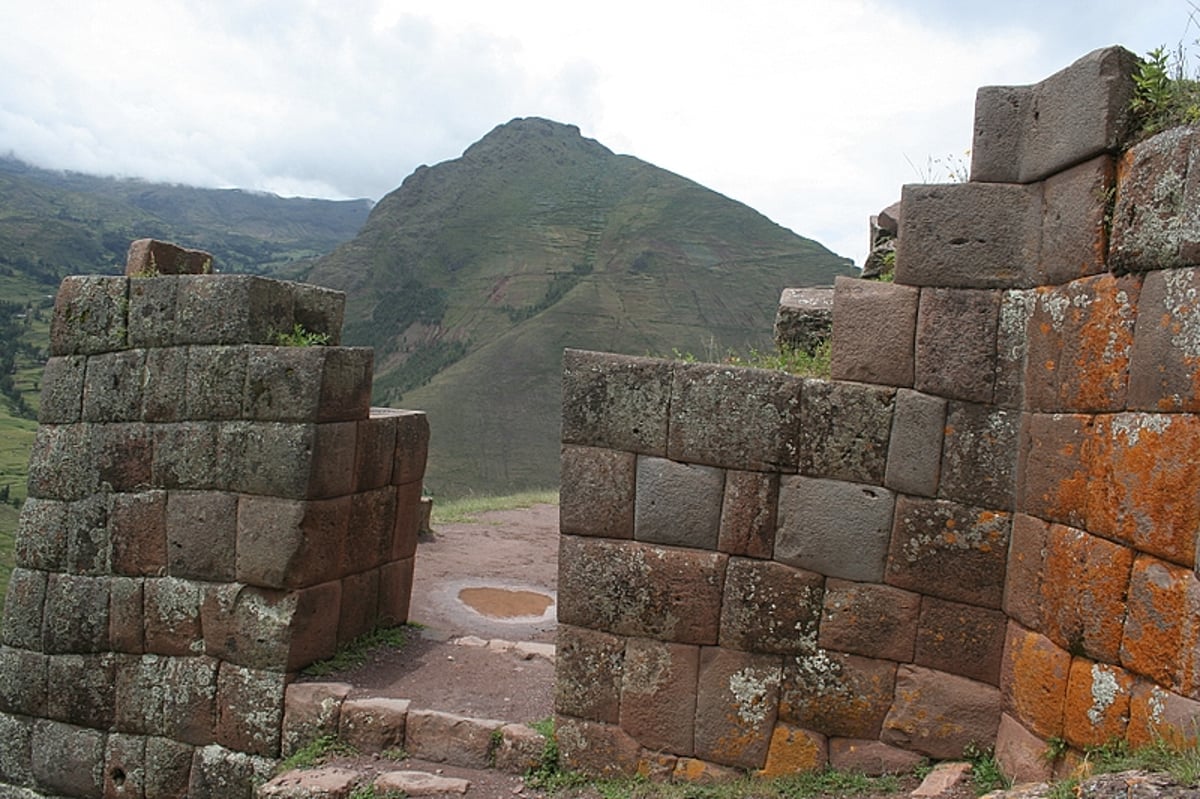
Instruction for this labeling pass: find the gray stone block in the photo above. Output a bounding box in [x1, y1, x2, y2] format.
[0, 710, 34, 787]
[175, 275, 293, 346]
[31, 719, 105, 798]
[798, 379, 895, 484]
[939, 402, 1020, 511]
[42, 573, 110, 654]
[774, 287, 833, 355]
[14, 498, 68, 573]
[187, 743, 275, 799]
[554, 624, 625, 724]
[719, 557, 823, 654]
[391, 410, 430, 487]
[634, 456, 724, 549]
[236, 496, 347, 590]
[915, 288, 1000, 404]
[290, 281, 346, 346]
[37, 356, 85, 424]
[144, 736, 194, 799]
[0, 647, 47, 719]
[884, 389, 946, 498]
[143, 577, 204, 656]
[281, 681, 352, 758]
[49, 275, 129, 356]
[894, 183, 1042, 289]
[308, 422, 358, 499]
[1128, 267, 1200, 411]
[561, 349, 673, 455]
[186, 346, 248, 420]
[775, 476, 895, 582]
[103, 733, 146, 799]
[970, 85, 1031, 183]
[560, 445, 636, 539]
[26, 423, 99, 501]
[142, 346, 188, 422]
[128, 274, 179, 348]
[45, 653, 116, 729]
[830, 276, 918, 387]
[2, 569, 46, 651]
[318, 347, 373, 423]
[667, 362, 802, 471]
[152, 422, 221, 490]
[244, 345, 324, 422]
[215, 663, 286, 758]
[1038, 155, 1115, 285]
[1110, 126, 1200, 272]
[994, 290, 1035, 410]
[166, 491, 237, 581]
[108, 576, 145, 654]
[217, 421, 314, 498]
[355, 413, 397, 490]
[62, 493, 109, 575]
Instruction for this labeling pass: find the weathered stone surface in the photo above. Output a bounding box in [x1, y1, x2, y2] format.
[0, 647, 47, 717]
[1110, 126, 1200, 272]
[1063, 658, 1134, 748]
[886, 496, 1010, 608]
[37, 355, 85, 424]
[280, 681, 353, 758]
[1038, 155, 1116, 285]
[995, 712, 1054, 785]
[493, 723, 546, 774]
[1040, 524, 1133, 664]
[31, 719, 105, 798]
[1128, 682, 1200, 748]
[347, 486, 395, 572]
[152, 422, 220, 490]
[355, 413, 397, 491]
[915, 288, 1001, 403]
[559, 446, 636, 540]
[557, 536, 726, 644]
[1000, 622, 1070, 740]
[128, 276, 179, 350]
[2, 568, 46, 651]
[391, 410, 430, 487]
[828, 737, 925, 777]
[895, 183, 1042, 288]
[337, 569, 380, 646]
[162, 656, 220, 746]
[884, 389, 945, 498]
[376, 558, 413, 629]
[308, 421, 358, 499]
[619, 637, 699, 754]
[1121, 555, 1200, 697]
[880, 665, 1002, 759]
[694, 648, 782, 769]
[91, 421, 154, 494]
[236, 496, 347, 589]
[217, 421, 316, 498]
[126, 238, 214, 276]
[109, 490, 167, 577]
[166, 491, 237, 581]
[315, 347, 373, 424]
[780, 652, 896, 740]
[757, 723, 827, 777]
[144, 577, 204, 656]
[47, 497, 108, 583]
[186, 346, 248, 420]
[187, 743, 275, 799]
[970, 84, 1031, 183]
[555, 624, 625, 724]
[718, 470, 777, 558]
[290, 281, 346, 347]
[819, 578, 920, 662]
[939, 402, 1020, 511]
[337, 696, 410, 754]
[139, 345, 188, 422]
[1018, 413, 1092, 529]
[555, 716, 641, 778]
[42, 572, 110, 653]
[404, 709, 502, 769]
[0, 711, 34, 788]
[915, 597, 1007, 686]
[561, 349, 673, 455]
[390, 481, 423, 562]
[259, 765, 362, 798]
[994, 288, 1035, 409]
[26, 423, 99, 501]
[374, 770, 471, 796]
[174, 274, 294, 347]
[797, 379, 895, 483]
[1128, 268, 1200, 412]
[1025, 274, 1141, 413]
[667, 362, 803, 471]
[13, 497, 69, 573]
[49, 275, 129, 356]
[830, 277, 918, 387]
[201, 582, 304, 671]
[671, 756, 744, 784]
[774, 287, 833, 355]
[776, 476, 895, 583]
[1004, 515, 1050, 632]
[45, 653, 116, 728]
[719, 558, 823, 654]
[144, 735, 194, 798]
[103, 732, 145, 799]
[634, 456, 724, 549]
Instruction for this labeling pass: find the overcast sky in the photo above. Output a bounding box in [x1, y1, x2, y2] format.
[0, 1, 1190, 264]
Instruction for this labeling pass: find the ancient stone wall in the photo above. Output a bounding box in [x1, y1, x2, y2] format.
[0, 273, 427, 797]
[556, 45, 1200, 783]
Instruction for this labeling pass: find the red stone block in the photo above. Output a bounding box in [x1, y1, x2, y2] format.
[693, 648, 782, 769]
[376, 558, 413, 629]
[819, 578, 920, 662]
[1063, 657, 1133, 748]
[337, 569, 380, 646]
[287, 580, 342, 671]
[779, 652, 895, 740]
[619, 637, 699, 754]
[166, 491, 237, 582]
[236, 495, 349, 589]
[281, 681, 352, 758]
[92, 422, 154, 491]
[556, 716, 642, 778]
[110, 491, 167, 577]
[339, 697, 410, 754]
[406, 709, 503, 768]
[1128, 268, 1200, 412]
[831, 277, 918, 387]
[391, 481, 423, 561]
[999, 622, 1070, 739]
[915, 287, 1001, 404]
[160, 656, 219, 746]
[308, 422, 357, 499]
[914, 597, 1007, 686]
[1004, 514, 1050, 631]
[348, 486, 396, 572]
[1121, 554, 1200, 695]
[560, 445, 636, 539]
[757, 723, 827, 777]
[1017, 413, 1093, 529]
[216, 663, 286, 757]
[828, 737, 924, 777]
[555, 624, 625, 724]
[879, 665, 1001, 760]
[994, 713, 1053, 786]
[126, 239, 213, 276]
[1128, 680, 1200, 748]
[143, 577, 204, 656]
[719, 558, 823, 654]
[391, 410, 430, 486]
[1040, 524, 1133, 664]
[717, 471, 777, 559]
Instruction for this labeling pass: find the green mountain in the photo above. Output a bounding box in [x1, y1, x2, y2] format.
[303, 117, 856, 498]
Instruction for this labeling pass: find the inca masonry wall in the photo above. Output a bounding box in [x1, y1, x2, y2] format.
[0, 272, 428, 798]
[556, 45, 1200, 784]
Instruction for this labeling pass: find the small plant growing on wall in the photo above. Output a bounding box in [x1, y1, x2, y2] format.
[1130, 44, 1200, 136]
[272, 323, 331, 347]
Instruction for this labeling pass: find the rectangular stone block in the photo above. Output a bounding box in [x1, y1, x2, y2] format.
[885, 496, 1010, 609]
[0, 646, 47, 717]
[337, 569, 380, 646]
[0, 710, 34, 787]
[1004, 514, 1050, 631]
[554, 624, 625, 724]
[1041, 523, 1133, 664]
[336, 695, 410, 755]
[46, 653, 116, 729]
[308, 422, 358, 499]
[37, 355, 85, 424]
[667, 362, 802, 472]
[995, 713, 1053, 785]
[49, 275, 129, 356]
[620, 637, 699, 755]
[31, 718, 106, 798]
[1038, 155, 1116, 285]
[828, 737, 924, 777]
[776, 476, 894, 583]
[115, 654, 166, 735]
[780, 652, 896, 740]
[185, 345, 248, 420]
[830, 277, 918, 387]
[290, 281, 346, 346]
[559, 445, 635, 539]
[128, 274, 179, 348]
[694, 648, 781, 769]
[354, 412, 397, 491]
[1128, 682, 1200, 748]
[236, 495, 348, 589]
[347, 486, 396, 572]
[152, 422, 220, 490]
[1064, 658, 1134, 748]
[938, 402, 1019, 511]
[161, 656, 219, 746]
[1000, 622, 1070, 740]
[81, 349, 146, 423]
[26, 423, 99, 501]
[970, 84, 1032, 183]
[187, 743, 275, 799]
[915, 287, 1000, 403]
[376, 558, 412, 629]
[109, 576, 145, 654]
[143, 577, 204, 656]
[555, 716, 642, 778]
[1024, 274, 1141, 413]
[557, 535, 726, 644]
[281, 681, 352, 758]
[144, 735, 195, 798]
[895, 183, 1042, 288]
[13, 497, 68, 573]
[719, 557, 823, 655]
[994, 289, 1035, 409]
[914, 597, 1006, 686]
[174, 274, 293, 346]
[317, 347, 373, 423]
[819, 578, 919, 662]
[217, 421, 315, 498]
[110, 490, 168, 577]
[1121, 555, 1200, 696]
[287, 580, 342, 671]
[880, 665, 1001, 759]
[1017, 413, 1092, 529]
[243, 345, 318, 422]
[390, 481, 422, 561]
[561, 349, 673, 455]
[718, 470, 778, 559]
[1128, 268, 1200, 412]
[883, 389, 945, 497]
[391, 409, 430, 487]
[634, 456, 723, 549]
[92, 422, 154, 495]
[166, 491, 237, 582]
[797, 379, 894, 483]
[138, 345, 188, 423]
[758, 723, 827, 777]
[103, 732, 146, 799]
[200, 583, 291, 671]
[1110, 126, 1200, 272]
[216, 663, 285, 758]
[42, 572, 109, 654]
[2, 568, 47, 651]
[405, 709, 502, 769]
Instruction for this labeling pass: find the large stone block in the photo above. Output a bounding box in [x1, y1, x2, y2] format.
[775, 476, 894, 583]
[884, 389, 945, 498]
[37, 355, 86, 424]
[217, 421, 317, 498]
[13, 498, 68, 573]
[758, 723, 827, 777]
[634, 456, 724, 549]
[1017, 413, 1092, 529]
[390, 481, 423, 562]
[92, 422, 154, 494]
[886, 496, 1010, 609]
[667, 362, 803, 471]
[31, 719, 105, 798]
[109, 575, 145, 653]
[288, 581, 343, 671]
[774, 287, 833, 355]
[938, 402, 1020, 510]
[280, 681, 352, 758]
[693, 648, 781, 769]
[308, 422, 358, 499]
[914, 597, 1006, 686]
[994, 289, 1035, 409]
[354, 413, 397, 491]
[187, 743, 275, 799]
[128, 274, 179, 349]
[404, 709, 502, 768]
[558, 536, 726, 644]
[144, 735, 195, 798]
[880, 665, 1002, 759]
[493, 723, 548, 775]
[554, 624, 625, 724]
[316, 347, 373, 423]
[2, 568, 47, 651]
[215, 663, 286, 758]
[236, 495, 349, 589]
[1110, 126, 1200, 272]
[201, 583, 296, 671]
[0, 646, 47, 717]
[0, 710, 34, 788]
[828, 737, 924, 777]
[346, 486, 395, 573]
[152, 422, 220, 490]
[143, 577, 204, 656]
[1128, 268, 1200, 412]
[26, 423, 99, 501]
[619, 637, 700, 755]
[555, 716, 641, 778]
[718, 470, 777, 559]
[1063, 658, 1134, 748]
[126, 238, 213, 276]
[290, 281, 346, 347]
[894, 183, 1042, 288]
[376, 558, 413, 629]
[390, 409, 430, 487]
[337, 569, 379, 646]
[103, 732, 146, 799]
[830, 277, 918, 387]
[1024, 274, 1141, 413]
[779, 652, 896, 740]
[1003, 514, 1050, 631]
[42, 572, 109, 654]
[185, 346, 248, 420]
[1128, 682, 1200, 748]
[1038, 155, 1116, 285]
[174, 274, 294, 346]
[141, 345, 188, 421]
[719, 558, 823, 655]
[819, 578, 919, 662]
[559, 446, 635, 539]
[109, 490, 167, 577]
[161, 656, 220, 746]
[971, 47, 1137, 184]
[797, 379, 894, 484]
[561, 349, 673, 455]
[994, 713, 1053, 786]
[49, 275, 129, 356]
[1041, 524, 1133, 664]
[1121, 555, 1200, 696]
[915, 288, 1001, 403]
[45, 653, 116, 729]
[166, 491, 237, 582]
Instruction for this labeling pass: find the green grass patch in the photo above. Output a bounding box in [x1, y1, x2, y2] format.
[538, 769, 905, 799]
[302, 624, 415, 677]
[429, 489, 559, 525]
[275, 734, 358, 774]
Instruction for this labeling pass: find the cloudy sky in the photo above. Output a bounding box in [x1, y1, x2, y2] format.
[0, 1, 1189, 264]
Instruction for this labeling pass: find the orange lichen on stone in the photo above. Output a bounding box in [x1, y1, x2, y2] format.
[757, 723, 827, 777]
[672, 757, 742, 784]
[1000, 623, 1070, 739]
[1063, 658, 1133, 748]
[1039, 524, 1133, 663]
[1120, 555, 1200, 694]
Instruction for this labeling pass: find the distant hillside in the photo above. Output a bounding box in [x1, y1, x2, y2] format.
[304, 117, 856, 497]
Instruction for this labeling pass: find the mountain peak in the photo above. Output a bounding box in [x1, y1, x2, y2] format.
[462, 117, 612, 164]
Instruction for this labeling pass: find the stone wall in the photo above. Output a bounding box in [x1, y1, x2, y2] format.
[556, 46, 1200, 783]
[0, 273, 427, 798]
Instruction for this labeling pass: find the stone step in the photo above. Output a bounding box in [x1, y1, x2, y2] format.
[259, 765, 473, 797]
